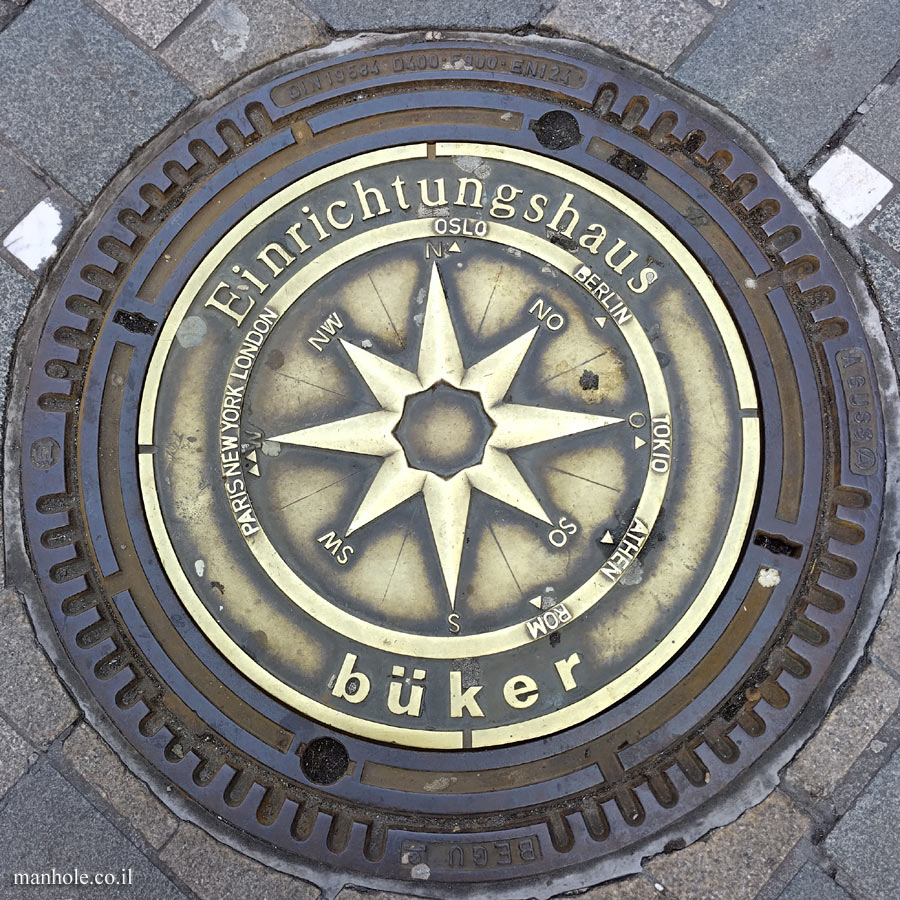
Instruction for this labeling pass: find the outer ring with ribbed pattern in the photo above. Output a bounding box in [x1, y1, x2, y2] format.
[7, 34, 887, 897]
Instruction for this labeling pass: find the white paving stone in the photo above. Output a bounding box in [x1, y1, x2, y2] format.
[809, 145, 892, 229]
[2, 199, 62, 271]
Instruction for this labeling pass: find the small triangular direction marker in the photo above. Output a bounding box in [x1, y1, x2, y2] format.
[247, 449, 258, 463]
[448, 241, 462, 253]
[248, 463, 261, 477]
[634, 436, 647, 449]
[600, 530, 615, 544]
[529, 596, 543, 609]
[595, 316, 607, 328]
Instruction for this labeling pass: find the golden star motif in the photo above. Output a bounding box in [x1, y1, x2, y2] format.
[271, 263, 623, 609]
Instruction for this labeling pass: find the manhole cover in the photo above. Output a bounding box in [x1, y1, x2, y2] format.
[8, 35, 887, 897]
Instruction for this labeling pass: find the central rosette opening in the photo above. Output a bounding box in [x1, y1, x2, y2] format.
[393, 381, 495, 479]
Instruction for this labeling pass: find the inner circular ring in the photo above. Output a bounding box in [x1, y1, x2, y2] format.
[231, 220, 671, 657]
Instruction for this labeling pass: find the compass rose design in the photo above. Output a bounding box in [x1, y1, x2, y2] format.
[271, 262, 623, 607]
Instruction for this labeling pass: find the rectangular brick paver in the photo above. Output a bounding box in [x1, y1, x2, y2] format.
[563, 875, 666, 899]
[0, 0, 194, 202]
[825, 746, 900, 898]
[0, 259, 33, 418]
[849, 80, 900, 181]
[309, 0, 541, 30]
[778, 863, 851, 900]
[0, 142, 47, 239]
[0, 764, 188, 899]
[544, 0, 713, 72]
[861, 241, 900, 359]
[868, 196, 900, 256]
[0, 589, 78, 747]
[94, 0, 202, 48]
[338, 877, 663, 900]
[785, 663, 900, 801]
[160, 822, 319, 900]
[161, 0, 326, 97]
[647, 790, 809, 900]
[62, 724, 179, 849]
[870, 579, 900, 675]
[675, 0, 900, 173]
[0, 716, 33, 800]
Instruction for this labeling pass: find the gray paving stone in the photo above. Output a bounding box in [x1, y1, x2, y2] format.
[675, 0, 900, 173]
[0, 259, 32, 415]
[785, 663, 900, 800]
[0, 142, 47, 240]
[0, 588, 78, 747]
[0, 0, 194, 203]
[752, 840, 808, 900]
[310, 0, 540, 30]
[342, 885, 658, 900]
[545, 0, 713, 71]
[159, 822, 319, 900]
[869, 195, 900, 255]
[849, 80, 900, 181]
[337, 876, 663, 900]
[861, 241, 900, 355]
[94, 0, 202, 48]
[830, 711, 900, 817]
[161, 0, 326, 98]
[62, 724, 179, 849]
[0, 716, 34, 799]
[338, 875, 664, 900]
[556, 874, 664, 899]
[825, 746, 900, 897]
[0, 763, 188, 899]
[647, 791, 809, 900]
[778, 863, 850, 900]
[871, 581, 900, 675]
[0, 0, 19, 30]
[336, 890, 411, 900]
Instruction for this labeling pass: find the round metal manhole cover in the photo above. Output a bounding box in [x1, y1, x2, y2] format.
[9, 35, 887, 897]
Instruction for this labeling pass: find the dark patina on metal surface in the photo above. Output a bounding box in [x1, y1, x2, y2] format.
[7, 35, 887, 897]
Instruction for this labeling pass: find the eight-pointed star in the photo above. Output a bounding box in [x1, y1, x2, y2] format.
[271, 262, 623, 608]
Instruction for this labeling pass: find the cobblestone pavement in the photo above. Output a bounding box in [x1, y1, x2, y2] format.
[1, 1, 900, 899]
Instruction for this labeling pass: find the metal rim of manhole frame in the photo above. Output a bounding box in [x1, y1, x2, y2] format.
[5, 31, 899, 899]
